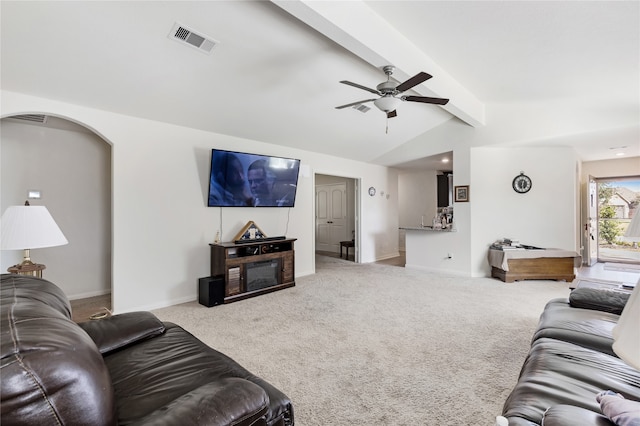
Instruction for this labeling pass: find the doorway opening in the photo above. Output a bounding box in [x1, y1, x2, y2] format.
[314, 174, 358, 263]
[594, 176, 640, 264]
[1, 115, 113, 319]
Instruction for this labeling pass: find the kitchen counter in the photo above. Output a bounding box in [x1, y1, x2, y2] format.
[399, 226, 456, 232]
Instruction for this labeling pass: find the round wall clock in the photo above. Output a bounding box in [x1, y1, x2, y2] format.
[368, 187, 376, 196]
[512, 172, 532, 194]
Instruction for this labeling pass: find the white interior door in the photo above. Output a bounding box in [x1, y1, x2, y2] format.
[316, 183, 347, 252]
[585, 175, 598, 266]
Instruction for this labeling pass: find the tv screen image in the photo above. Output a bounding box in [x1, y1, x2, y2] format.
[208, 149, 301, 207]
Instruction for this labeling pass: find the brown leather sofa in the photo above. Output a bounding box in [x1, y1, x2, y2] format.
[501, 287, 640, 425]
[0, 274, 294, 425]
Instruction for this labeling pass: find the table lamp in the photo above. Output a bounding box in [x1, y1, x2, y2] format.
[1, 201, 68, 277]
[612, 212, 640, 370]
[624, 210, 640, 244]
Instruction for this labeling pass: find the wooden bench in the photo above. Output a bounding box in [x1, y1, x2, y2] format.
[488, 249, 581, 283]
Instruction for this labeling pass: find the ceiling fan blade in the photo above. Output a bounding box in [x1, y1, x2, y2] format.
[340, 80, 380, 95]
[395, 72, 432, 92]
[335, 99, 377, 109]
[403, 95, 449, 105]
[387, 110, 397, 119]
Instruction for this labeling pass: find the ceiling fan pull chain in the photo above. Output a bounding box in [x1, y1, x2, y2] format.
[386, 117, 389, 134]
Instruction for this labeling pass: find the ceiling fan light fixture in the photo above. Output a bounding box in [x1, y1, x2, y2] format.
[374, 96, 400, 112]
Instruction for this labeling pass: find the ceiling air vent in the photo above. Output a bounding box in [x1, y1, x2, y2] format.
[168, 22, 218, 54]
[352, 104, 371, 113]
[11, 114, 48, 123]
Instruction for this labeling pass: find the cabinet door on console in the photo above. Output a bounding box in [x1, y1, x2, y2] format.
[282, 251, 294, 284]
[227, 265, 242, 296]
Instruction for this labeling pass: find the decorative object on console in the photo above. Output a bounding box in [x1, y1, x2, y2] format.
[233, 221, 266, 241]
[1, 201, 68, 278]
[454, 185, 469, 202]
[512, 172, 532, 194]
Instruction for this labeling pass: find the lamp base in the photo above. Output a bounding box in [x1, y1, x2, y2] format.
[7, 260, 46, 278]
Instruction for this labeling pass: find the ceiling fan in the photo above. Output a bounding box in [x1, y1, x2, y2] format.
[335, 65, 449, 120]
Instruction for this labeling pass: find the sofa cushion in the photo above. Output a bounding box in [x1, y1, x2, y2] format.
[570, 288, 630, 315]
[1, 274, 116, 425]
[79, 311, 165, 355]
[532, 298, 618, 356]
[502, 338, 640, 425]
[104, 322, 292, 426]
[541, 405, 614, 426]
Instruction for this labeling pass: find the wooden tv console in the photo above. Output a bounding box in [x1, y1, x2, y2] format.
[210, 238, 295, 303]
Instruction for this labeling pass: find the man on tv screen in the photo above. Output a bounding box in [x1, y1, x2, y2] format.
[248, 159, 295, 207]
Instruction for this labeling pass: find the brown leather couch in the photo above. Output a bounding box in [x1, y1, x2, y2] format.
[0, 274, 294, 425]
[501, 287, 640, 425]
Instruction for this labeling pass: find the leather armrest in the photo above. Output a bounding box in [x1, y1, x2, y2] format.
[131, 378, 269, 426]
[79, 311, 165, 355]
[542, 405, 614, 426]
[569, 287, 629, 314]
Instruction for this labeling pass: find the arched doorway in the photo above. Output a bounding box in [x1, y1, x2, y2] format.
[1, 115, 112, 318]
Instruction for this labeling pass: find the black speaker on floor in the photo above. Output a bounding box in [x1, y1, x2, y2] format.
[198, 276, 225, 307]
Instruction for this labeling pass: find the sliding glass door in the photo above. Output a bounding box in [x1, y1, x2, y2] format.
[596, 176, 640, 264]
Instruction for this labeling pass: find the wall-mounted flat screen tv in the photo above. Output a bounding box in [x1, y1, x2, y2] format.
[208, 149, 301, 207]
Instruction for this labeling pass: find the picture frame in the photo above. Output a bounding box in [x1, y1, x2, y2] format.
[454, 185, 469, 203]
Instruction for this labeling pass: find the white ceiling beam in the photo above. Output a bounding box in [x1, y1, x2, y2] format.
[272, 0, 485, 127]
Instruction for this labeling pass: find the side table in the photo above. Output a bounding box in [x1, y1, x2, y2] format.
[339, 240, 354, 260]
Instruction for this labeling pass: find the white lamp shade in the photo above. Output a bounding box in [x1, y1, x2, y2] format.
[374, 96, 400, 112]
[612, 284, 640, 370]
[1, 205, 68, 250]
[624, 212, 640, 240]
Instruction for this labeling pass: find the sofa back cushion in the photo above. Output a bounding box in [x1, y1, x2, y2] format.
[1, 274, 116, 425]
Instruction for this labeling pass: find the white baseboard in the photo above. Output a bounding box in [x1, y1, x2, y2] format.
[67, 289, 111, 300]
[117, 294, 197, 315]
[405, 264, 469, 277]
[375, 251, 401, 261]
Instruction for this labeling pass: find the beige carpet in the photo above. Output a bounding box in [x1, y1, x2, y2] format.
[153, 255, 571, 425]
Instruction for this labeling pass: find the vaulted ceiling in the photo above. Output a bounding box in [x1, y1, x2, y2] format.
[1, 1, 638, 167]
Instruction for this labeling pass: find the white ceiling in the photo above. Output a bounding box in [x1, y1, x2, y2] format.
[1, 1, 638, 168]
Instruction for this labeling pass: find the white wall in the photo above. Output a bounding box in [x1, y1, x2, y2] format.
[582, 157, 640, 179]
[2, 90, 399, 313]
[470, 146, 581, 276]
[397, 169, 437, 250]
[398, 170, 438, 228]
[1, 120, 111, 298]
